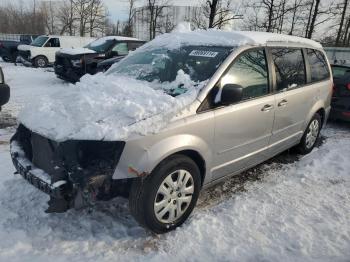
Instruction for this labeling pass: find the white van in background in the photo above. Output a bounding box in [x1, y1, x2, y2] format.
[17, 35, 95, 67]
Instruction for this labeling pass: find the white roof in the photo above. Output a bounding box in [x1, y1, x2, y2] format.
[139, 30, 322, 51]
[39, 35, 95, 40]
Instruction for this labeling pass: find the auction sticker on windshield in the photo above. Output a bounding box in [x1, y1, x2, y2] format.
[189, 50, 218, 58]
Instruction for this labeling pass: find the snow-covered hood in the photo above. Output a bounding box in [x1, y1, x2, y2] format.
[19, 71, 204, 142]
[59, 48, 97, 56]
[18, 44, 32, 51]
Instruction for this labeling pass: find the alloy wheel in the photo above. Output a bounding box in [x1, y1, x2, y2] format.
[154, 169, 194, 224]
[305, 119, 319, 149]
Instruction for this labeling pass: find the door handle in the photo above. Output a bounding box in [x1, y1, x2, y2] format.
[261, 104, 274, 112]
[278, 99, 288, 107]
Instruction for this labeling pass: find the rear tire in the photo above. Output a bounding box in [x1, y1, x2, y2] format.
[296, 113, 321, 155]
[34, 56, 48, 68]
[129, 154, 201, 234]
[1, 56, 11, 62]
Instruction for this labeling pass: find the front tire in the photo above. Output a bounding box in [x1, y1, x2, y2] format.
[296, 113, 322, 154]
[34, 56, 48, 68]
[129, 154, 201, 234]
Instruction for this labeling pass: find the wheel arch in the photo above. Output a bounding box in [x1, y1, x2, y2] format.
[113, 134, 212, 185]
[304, 102, 326, 131]
[156, 149, 206, 186]
[32, 55, 49, 65]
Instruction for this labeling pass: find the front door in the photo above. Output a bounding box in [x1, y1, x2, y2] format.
[212, 48, 275, 179]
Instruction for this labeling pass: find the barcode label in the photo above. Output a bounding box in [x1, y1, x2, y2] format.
[189, 50, 218, 58]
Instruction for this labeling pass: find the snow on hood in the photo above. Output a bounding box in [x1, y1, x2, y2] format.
[19, 71, 204, 142]
[17, 44, 31, 51]
[59, 47, 97, 56]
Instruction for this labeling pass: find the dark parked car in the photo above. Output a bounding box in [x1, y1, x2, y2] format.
[330, 64, 350, 122]
[0, 35, 37, 62]
[0, 67, 10, 111]
[54, 36, 145, 83]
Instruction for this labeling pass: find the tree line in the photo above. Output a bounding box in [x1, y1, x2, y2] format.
[0, 0, 108, 37]
[0, 0, 349, 46]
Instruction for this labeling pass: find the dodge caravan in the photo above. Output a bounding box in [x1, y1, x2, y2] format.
[10, 30, 332, 233]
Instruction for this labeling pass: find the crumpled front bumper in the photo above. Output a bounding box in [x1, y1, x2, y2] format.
[54, 63, 83, 83]
[10, 139, 68, 199]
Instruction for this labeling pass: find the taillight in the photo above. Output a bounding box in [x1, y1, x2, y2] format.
[332, 83, 336, 95]
[346, 83, 350, 91]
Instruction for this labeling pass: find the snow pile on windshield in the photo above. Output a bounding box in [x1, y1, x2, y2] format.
[137, 29, 322, 51]
[19, 71, 204, 141]
[59, 48, 96, 55]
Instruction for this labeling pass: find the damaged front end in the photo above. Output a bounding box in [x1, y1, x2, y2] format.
[10, 124, 130, 213]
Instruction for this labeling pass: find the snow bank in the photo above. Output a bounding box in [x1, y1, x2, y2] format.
[137, 29, 322, 51]
[18, 71, 204, 141]
[59, 48, 96, 55]
[0, 125, 349, 261]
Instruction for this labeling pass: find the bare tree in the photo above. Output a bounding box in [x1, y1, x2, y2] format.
[142, 0, 169, 40]
[40, 1, 59, 34]
[87, 0, 106, 36]
[335, 0, 349, 45]
[57, 0, 76, 35]
[0, 1, 45, 34]
[123, 0, 135, 37]
[192, 0, 242, 29]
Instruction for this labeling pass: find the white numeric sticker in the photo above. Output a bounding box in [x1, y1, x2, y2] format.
[189, 50, 218, 58]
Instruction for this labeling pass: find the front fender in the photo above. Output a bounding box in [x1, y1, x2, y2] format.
[113, 134, 212, 182]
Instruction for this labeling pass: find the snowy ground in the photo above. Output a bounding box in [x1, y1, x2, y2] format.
[0, 61, 349, 261]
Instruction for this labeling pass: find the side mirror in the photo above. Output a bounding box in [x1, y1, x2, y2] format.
[220, 84, 243, 105]
[0, 68, 4, 84]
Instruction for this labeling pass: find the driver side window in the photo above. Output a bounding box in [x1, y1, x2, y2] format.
[220, 49, 269, 101]
[45, 38, 60, 47]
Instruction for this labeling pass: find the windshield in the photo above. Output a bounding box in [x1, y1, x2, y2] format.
[107, 46, 233, 86]
[85, 39, 116, 53]
[31, 36, 48, 47]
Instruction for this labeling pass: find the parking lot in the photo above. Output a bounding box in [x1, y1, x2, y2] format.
[0, 60, 349, 261]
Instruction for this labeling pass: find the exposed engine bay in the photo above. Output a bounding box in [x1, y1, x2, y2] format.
[11, 124, 131, 213]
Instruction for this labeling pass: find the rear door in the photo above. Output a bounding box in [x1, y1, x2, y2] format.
[268, 48, 314, 154]
[212, 48, 275, 179]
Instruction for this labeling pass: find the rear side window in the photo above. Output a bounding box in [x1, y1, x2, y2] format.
[307, 49, 330, 82]
[271, 48, 306, 91]
[112, 42, 129, 56]
[220, 49, 269, 100]
[128, 42, 144, 51]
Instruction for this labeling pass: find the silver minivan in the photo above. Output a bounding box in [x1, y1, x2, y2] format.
[11, 30, 332, 233]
